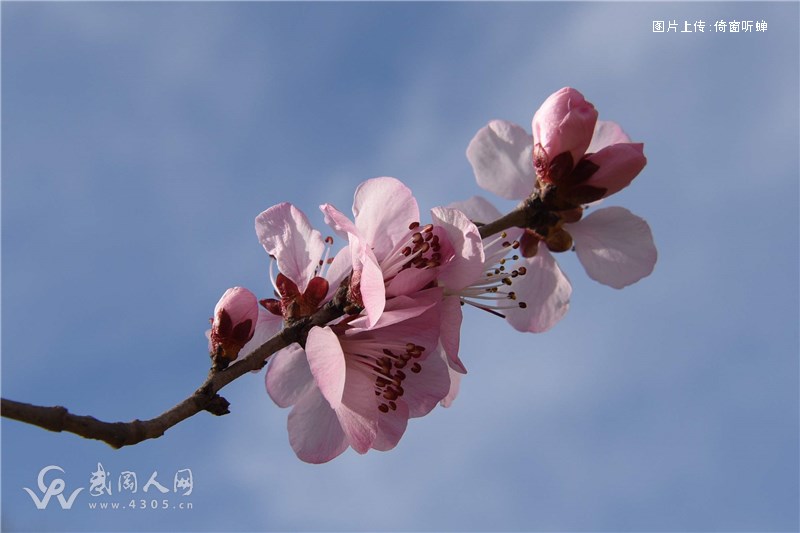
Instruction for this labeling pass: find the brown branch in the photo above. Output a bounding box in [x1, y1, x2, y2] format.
[1, 282, 352, 448]
[477, 207, 528, 239]
[1, 200, 549, 448]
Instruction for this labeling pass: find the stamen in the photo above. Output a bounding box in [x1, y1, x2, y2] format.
[316, 236, 335, 278]
[269, 259, 279, 294]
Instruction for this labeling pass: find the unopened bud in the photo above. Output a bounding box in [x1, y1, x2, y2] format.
[532, 87, 598, 183]
[209, 287, 258, 361]
[582, 142, 646, 198]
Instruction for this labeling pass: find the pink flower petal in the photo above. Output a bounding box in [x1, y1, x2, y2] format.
[372, 400, 410, 452]
[401, 344, 452, 418]
[287, 387, 349, 464]
[466, 120, 536, 200]
[347, 289, 440, 331]
[367, 289, 442, 351]
[265, 343, 315, 408]
[356, 244, 386, 327]
[255, 203, 324, 292]
[505, 243, 572, 332]
[352, 177, 420, 259]
[336, 363, 379, 454]
[385, 267, 438, 298]
[305, 327, 347, 409]
[431, 206, 485, 291]
[320, 202, 357, 240]
[323, 246, 352, 302]
[239, 307, 283, 359]
[440, 358, 462, 408]
[568, 206, 657, 289]
[321, 204, 386, 326]
[449, 195, 503, 225]
[440, 296, 466, 374]
[586, 120, 632, 154]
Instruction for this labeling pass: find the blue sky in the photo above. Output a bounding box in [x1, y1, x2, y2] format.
[2, 2, 798, 532]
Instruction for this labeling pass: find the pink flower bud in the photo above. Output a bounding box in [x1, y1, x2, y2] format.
[583, 143, 647, 198]
[532, 87, 598, 183]
[209, 287, 258, 360]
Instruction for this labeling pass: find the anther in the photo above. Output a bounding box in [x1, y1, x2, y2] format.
[411, 362, 422, 373]
[408, 222, 420, 230]
[383, 389, 399, 401]
[379, 404, 389, 413]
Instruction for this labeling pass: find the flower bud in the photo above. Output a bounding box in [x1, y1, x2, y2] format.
[532, 87, 598, 183]
[583, 143, 646, 198]
[209, 287, 258, 360]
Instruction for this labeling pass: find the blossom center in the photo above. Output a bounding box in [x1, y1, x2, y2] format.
[453, 232, 529, 318]
[340, 337, 426, 414]
[379, 222, 443, 281]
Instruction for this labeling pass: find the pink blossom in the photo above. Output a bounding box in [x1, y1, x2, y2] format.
[245, 202, 351, 369]
[255, 202, 350, 322]
[320, 177, 420, 327]
[468, 87, 647, 204]
[265, 289, 450, 463]
[208, 287, 259, 360]
[465, 88, 656, 290]
[321, 177, 483, 331]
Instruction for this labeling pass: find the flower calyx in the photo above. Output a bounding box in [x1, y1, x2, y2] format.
[261, 273, 329, 324]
